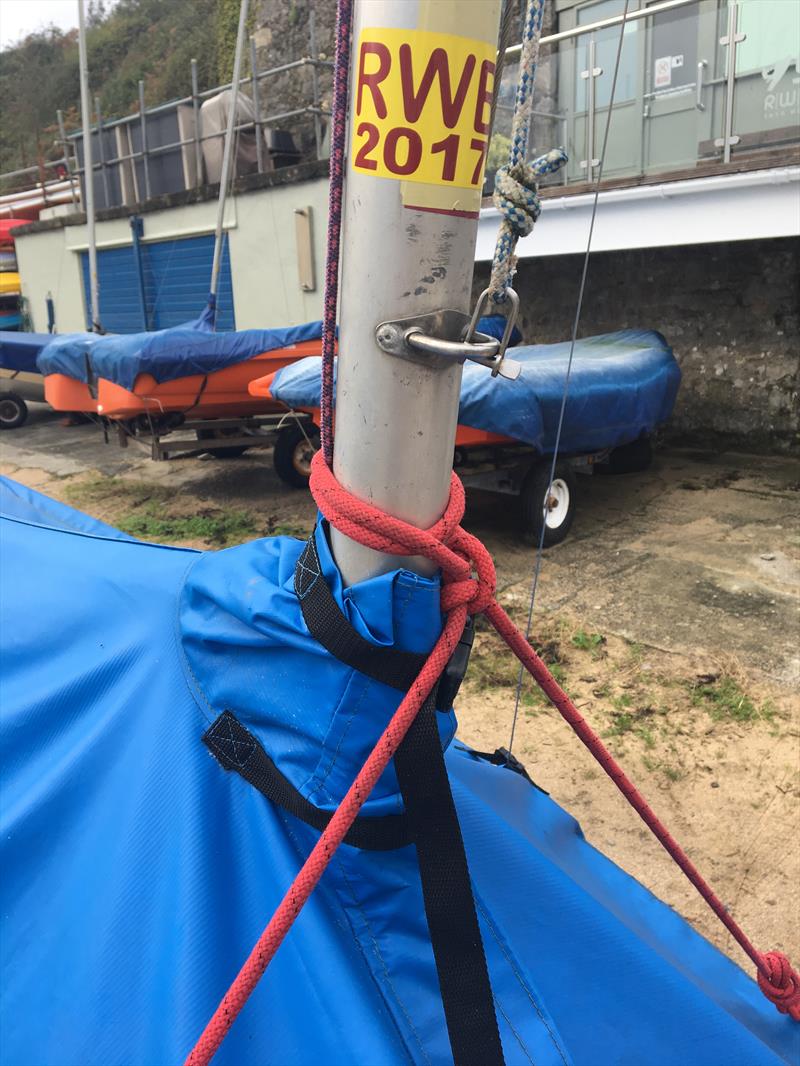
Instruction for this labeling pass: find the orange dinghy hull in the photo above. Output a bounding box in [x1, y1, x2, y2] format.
[247, 370, 512, 447]
[44, 340, 323, 419]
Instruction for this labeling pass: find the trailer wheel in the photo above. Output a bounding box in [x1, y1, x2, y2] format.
[0, 392, 28, 430]
[273, 422, 320, 488]
[195, 427, 250, 459]
[598, 437, 653, 475]
[520, 460, 576, 547]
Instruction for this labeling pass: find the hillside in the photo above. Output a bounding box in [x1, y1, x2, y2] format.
[0, 0, 241, 189]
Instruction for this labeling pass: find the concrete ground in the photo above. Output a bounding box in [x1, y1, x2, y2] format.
[2, 403, 799, 968]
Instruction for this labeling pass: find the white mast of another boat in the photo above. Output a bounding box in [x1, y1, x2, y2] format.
[77, 0, 100, 333]
[208, 0, 250, 324]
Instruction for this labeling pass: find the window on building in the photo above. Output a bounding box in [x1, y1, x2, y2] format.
[648, 2, 699, 94]
[575, 0, 641, 109]
[735, 0, 800, 76]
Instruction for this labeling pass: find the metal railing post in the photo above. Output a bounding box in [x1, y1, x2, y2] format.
[561, 113, 569, 184]
[57, 109, 79, 205]
[580, 37, 602, 181]
[309, 10, 323, 160]
[249, 36, 266, 174]
[191, 58, 204, 186]
[130, 216, 150, 330]
[94, 96, 111, 207]
[715, 2, 744, 163]
[138, 79, 152, 200]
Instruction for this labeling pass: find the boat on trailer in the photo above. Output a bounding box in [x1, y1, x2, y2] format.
[252, 324, 681, 544]
[36, 316, 324, 459]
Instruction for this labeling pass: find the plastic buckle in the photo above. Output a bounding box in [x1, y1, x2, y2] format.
[492, 747, 536, 786]
[436, 616, 475, 711]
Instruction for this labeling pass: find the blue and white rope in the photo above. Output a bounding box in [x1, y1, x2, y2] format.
[489, 0, 567, 302]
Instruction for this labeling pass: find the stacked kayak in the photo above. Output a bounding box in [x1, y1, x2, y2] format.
[0, 220, 25, 331]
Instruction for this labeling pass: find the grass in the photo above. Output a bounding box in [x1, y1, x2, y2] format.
[118, 507, 256, 546]
[571, 629, 606, 657]
[626, 641, 646, 663]
[469, 633, 523, 690]
[608, 711, 635, 736]
[64, 476, 165, 508]
[641, 754, 684, 781]
[64, 476, 258, 547]
[690, 676, 775, 723]
[637, 725, 657, 749]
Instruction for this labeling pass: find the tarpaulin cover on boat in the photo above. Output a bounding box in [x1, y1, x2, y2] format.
[1, 478, 796, 1066]
[270, 329, 681, 453]
[36, 317, 323, 390]
[0, 331, 52, 373]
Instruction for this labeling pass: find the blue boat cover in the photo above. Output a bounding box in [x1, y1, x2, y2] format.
[36, 317, 323, 391]
[1, 480, 796, 1066]
[270, 329, 681, 453]
[0, 331, 51, 373]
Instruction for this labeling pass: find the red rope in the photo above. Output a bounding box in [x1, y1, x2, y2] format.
[185, 454, 799, 1064]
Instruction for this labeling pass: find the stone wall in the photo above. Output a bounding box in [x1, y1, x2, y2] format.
[252, 0, 336, 160]
[473, 237, 800, 452]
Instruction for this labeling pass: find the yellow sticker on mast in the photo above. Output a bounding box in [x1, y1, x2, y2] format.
[352, 27, 495, 192]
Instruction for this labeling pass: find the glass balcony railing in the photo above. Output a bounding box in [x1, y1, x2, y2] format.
[487, 0, 800, 194]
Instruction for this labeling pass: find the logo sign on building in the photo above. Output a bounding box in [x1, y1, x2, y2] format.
[351, 28, 496, 192]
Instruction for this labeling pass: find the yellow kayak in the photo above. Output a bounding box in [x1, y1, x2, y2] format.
[0, 272, 21, 296]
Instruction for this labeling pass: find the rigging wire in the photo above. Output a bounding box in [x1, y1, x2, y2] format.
[508, 0, 631, 754]
[489, 0, 518, 140]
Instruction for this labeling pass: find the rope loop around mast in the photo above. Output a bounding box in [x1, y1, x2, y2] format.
[311, 453, 496, 617]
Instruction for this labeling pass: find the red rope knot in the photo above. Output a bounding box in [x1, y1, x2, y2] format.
[758, 952, 800, 1020]
[440, 526, 496, 616]
[309, 453, 496, 617]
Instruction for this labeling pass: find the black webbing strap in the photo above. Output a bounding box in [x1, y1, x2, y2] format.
[394, 694, 505, 1066]
[293, 532, 505, 1066]
[294, 535, 426, 692]
[185, 375, 209, 416]
[204, 710, 413, 851]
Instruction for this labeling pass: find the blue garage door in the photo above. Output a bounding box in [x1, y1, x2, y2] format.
[81, 233, 235, 333]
